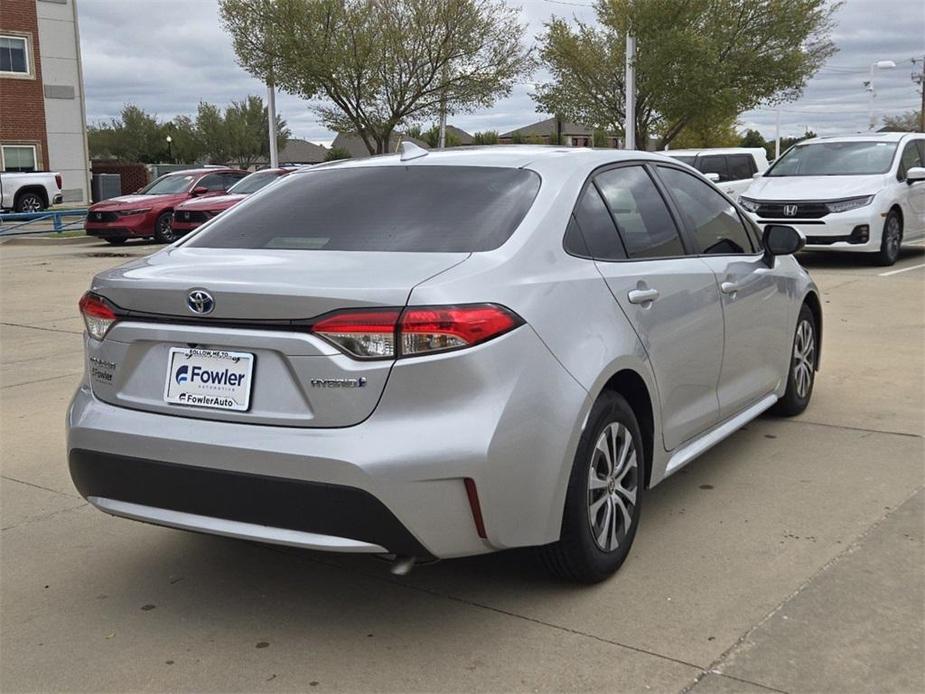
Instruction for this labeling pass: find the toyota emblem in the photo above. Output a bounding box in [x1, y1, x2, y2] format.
[187, 289, 215, 315]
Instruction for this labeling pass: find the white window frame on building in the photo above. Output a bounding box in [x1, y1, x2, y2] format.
[1, 144, 39, 172]
[0, 34, 32, 77]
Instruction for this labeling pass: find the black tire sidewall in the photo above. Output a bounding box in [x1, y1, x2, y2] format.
[15, 193, 43, 212]
[776, 304, 816, 415]
[559, 392, 644, 581]
[154, 212, 175, 243]
[878, 211, 902, 265]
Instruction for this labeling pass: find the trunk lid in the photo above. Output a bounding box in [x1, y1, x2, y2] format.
[87, 248, 468, 427]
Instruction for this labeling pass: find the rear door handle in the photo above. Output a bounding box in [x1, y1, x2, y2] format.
[720, 281, 740, 295]
[627, 288, 660, 305]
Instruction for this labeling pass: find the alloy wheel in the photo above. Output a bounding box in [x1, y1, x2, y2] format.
[885, 216, 901, 260]
[19, 194, 42, 212]
[587, 422, 638, 552]
[158, 216, 176, 243]
[792, 319, 815, 399]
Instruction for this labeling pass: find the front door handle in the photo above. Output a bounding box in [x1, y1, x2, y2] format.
[627, 288, 660, 305]
[720, 281, 740, 295]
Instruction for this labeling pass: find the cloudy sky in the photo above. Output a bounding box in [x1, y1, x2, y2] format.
[76, 0, 924, 145]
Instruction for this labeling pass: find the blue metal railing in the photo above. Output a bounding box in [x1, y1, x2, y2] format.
[0, 209, 88, 236]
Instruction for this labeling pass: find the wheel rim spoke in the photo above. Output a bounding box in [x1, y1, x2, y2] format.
[588, 420, 638, 552]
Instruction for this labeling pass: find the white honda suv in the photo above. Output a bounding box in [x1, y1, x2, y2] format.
[739, 132, 925, 265]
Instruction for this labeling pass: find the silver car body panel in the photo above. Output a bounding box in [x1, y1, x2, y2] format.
[68, 146, 819, 559]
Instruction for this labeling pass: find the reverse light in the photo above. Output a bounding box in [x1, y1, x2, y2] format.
[826, 195, 874, 214]
[312, 304, 523, 360]
[738, 197, 760, 213]
[78, 292, 118, 340]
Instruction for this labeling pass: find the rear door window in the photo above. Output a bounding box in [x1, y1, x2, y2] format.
[565, 184, 626, 260]
[658, 166, 754, 255]
[594, 166, 686, 259]
[727, 154, 757, 180]
[187, 166, 540, 252]
[697, 156, 729, 181]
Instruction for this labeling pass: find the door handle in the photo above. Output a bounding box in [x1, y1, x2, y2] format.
[627, 288, 660, 305]
[720, 281, 740, 295]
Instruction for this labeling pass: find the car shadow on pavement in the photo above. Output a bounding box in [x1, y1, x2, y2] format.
[797, 245, 923, 269]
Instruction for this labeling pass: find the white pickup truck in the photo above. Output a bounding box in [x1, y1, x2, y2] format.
[0, 171, 63, 212]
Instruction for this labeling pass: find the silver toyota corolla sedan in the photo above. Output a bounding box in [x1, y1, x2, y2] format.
[67, 145, 821, 583]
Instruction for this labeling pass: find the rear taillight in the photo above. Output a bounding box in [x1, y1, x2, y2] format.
[78, 292, 117, 340]
[55, 174, 62, 191]
[312, 304, 522, 360]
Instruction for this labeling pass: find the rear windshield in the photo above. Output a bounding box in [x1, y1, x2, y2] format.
[187, 165, 541, 252]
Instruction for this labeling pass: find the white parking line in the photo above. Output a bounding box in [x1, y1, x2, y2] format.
[880, 263, 925, 277]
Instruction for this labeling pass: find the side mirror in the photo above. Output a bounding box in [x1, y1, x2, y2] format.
[191, 186, 209, 196]
[906, 166, 925, 184]
[762, 224, 804, 265]
[704, 172, 721, 183]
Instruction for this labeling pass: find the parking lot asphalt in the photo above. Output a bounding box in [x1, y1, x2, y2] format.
[1, 238, 923, 693]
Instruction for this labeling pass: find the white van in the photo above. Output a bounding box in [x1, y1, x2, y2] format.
[663, 147, 770, 199]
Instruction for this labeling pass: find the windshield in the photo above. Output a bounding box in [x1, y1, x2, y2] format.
[187, 166, 541, 252]
[141, 174, 196, 195]
[228, 170, 285, 195]
[767, 141, 898, 176]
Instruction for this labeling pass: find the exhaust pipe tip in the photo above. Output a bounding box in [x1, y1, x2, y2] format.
[390, 556, 416, 576]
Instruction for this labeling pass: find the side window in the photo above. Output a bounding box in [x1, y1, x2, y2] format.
[222, 172, 247, 189]
[727, 154, 757, 180]
[697, 155, 729, 182]
[595, 166, 686, 259]
[658, 166, 755, 255]
[897, 142, 923, 180]
[198, 174, 225, 191]
[566, 184, 626, 260]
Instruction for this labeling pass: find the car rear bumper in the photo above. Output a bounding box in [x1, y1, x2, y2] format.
[70, 448, 432, 557]
[66, 325, 590, 559]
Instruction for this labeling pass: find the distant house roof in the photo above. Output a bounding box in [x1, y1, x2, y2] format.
[445, 125, 475, 145]
[500, 117, 594, 139]
[332, 132, 431, 159]
[278, 138, 328, 164]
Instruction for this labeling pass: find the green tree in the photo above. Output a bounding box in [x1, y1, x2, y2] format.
[534, 0, 838, 147]
[167, 115, 204, 164]
[224, 95, 291, 168]
[740, 128, 767, 149]
[473, 130, 499, 145]
[671, 114, 741, 148]
[324, 147, 352, 161]
[88, 105, 166, 163]
[220, 0, 534, 155]
[195, 102, 231, 164]
[881, 110, 923, 132]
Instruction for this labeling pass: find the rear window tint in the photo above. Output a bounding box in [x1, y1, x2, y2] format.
[187, 166, 540, 252]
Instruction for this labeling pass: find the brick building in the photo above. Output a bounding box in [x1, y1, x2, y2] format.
[0, 0, 90, 203]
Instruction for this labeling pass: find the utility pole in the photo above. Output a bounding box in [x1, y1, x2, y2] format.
[624, 33, 636, 150]
[267, 79, 279, 168]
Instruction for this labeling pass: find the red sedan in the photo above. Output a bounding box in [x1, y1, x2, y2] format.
[84, 168, 248, 245]
[171, 168, 294, 237]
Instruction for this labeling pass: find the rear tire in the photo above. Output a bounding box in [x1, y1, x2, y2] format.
[153, 211, 176, 244]
[14, 191, 45, 212]
[770, 303, 817, 417]
[105, 237, 126, 246]
[540, 392, 643, 583]
[875, 210, 902, 266]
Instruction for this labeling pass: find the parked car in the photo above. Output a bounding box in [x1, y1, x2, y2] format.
[84, 168, 248, 245]
[739, 132, 925, 266]
[171, 168, 294, 237]
[664, 147, 770, 199]
[68, 145, 821, 583]
[0, 170, 63, 212]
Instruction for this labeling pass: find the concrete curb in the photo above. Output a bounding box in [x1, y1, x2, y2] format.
[0, 235, 99, 247]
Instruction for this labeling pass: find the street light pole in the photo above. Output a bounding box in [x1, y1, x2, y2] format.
[868, 60, 897, 131]
[165, 134, 173, 163]
[624, 33, 636, 150]
[267, 79, 279, 168]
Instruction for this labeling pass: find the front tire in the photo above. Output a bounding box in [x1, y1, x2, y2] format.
[875, 210, 902, 266]
[771, 303, 817, 417]
[540, 392, 643, 583]
[153, 212, 176, 244]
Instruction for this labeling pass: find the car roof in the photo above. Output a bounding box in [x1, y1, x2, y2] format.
[163, 168, 241, 176]
[803, 132, 914, 144]
[663, 147, 767, 156]
[295, 145, 682, 173]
